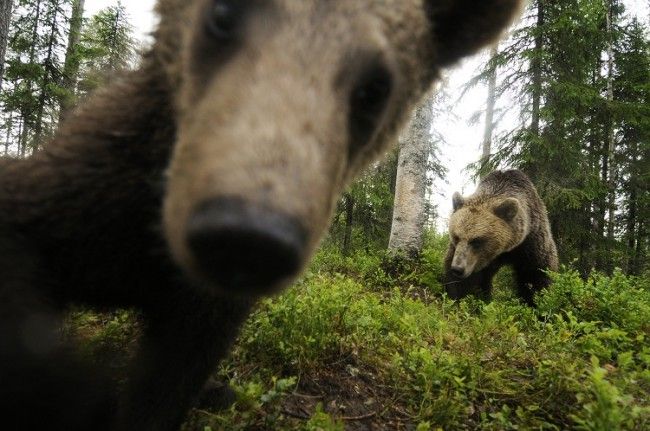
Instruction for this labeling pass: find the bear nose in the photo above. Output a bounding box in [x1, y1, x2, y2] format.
[450, 266, 465, 278]
[186, 198, 307, 294]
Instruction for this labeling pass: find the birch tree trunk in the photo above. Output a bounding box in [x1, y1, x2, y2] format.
[388, 95, 433, 257]
[480, 45, 498, 178]
[0, 0, 13, 92]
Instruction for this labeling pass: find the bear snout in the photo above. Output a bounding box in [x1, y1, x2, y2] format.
[450, 265, 466, 278]
[185, 197, 307, 295]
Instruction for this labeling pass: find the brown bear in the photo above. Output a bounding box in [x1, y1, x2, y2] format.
[0, 0, 523, 430]
[444, 169, 559, 305]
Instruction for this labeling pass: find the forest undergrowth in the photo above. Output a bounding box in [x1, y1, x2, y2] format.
[67, 235, 650, 431]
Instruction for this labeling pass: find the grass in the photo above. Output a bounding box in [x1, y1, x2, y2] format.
[68, 236, 650, 430]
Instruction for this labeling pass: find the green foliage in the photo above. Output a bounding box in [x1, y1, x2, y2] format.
[181, 376, 298, 431]
[245, 250, 649, 428]
[64, 309, 140, 356]
[310, 231, 449, 294]
[418, 232, 449, 293]
[77, 2, 135, 94]
[304, 404, 344, 431]
[472, 0, 650, 276]
[1, 0, 74, 154]
[0, 0, 137, 156]
[66, 246, 650, 430]
[327, 152, 398, 254]
[537, 268, 650, 335]
[572, 358, 629, 431]
[237, 274, 362, 371]
[326, 121, 447, 257]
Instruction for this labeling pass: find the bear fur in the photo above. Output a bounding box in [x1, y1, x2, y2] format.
[0, 0, 522, 429]
[444, 170, 559, 305]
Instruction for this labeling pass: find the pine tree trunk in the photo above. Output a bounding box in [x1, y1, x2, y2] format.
[342, 193, 354, 256]
[598, 149, 608, 240]
[388, 96, 433, 258]
[33, 2, 60, 149]
[634, 220, 646, 275]
[530, 0, 544, 140]
[3, 110, 12, 154]
[626, 135, 641, 274]
[480, 45, 498, 178]
[18, 0, 43, 155]
[17, 115, 25, 157]
[0, 0, 13, 92]
[59, 0, 85, 120]
[605, 1, 616, 248]
[626, 186, 637, 273]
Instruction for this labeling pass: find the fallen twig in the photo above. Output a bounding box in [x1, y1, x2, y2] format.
[340, 411, 377, 421]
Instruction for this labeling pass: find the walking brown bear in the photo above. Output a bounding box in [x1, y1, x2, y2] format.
[444, 170, 559, 305]
[0, 0, 523, 429]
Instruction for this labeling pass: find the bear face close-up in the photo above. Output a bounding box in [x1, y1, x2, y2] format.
[158, 0, 525, 296]
[0, 1, 524, 430]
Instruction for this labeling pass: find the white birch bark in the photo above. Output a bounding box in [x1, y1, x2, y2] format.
[480, 45, 498, 177]
[388, 95, 433, 257]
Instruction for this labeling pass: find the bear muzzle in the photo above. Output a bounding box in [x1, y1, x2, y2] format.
[450, 247, 476, 279]
[449, 265, 466, 279]
[185, 197, 308, 295]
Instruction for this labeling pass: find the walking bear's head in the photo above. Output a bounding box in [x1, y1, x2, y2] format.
[155, 0, 522, 295]
[448, 193, 529, 280]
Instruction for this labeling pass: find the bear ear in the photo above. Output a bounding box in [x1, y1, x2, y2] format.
[452, 192, 464, 212]
[493, 197, 520, 221]
[426, 0, 523, 67]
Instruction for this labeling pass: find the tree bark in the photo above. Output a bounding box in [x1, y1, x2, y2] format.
[17, 0, 42, 156]
[388, 95, 433, 258]
[3, 110, 12, 154]
[59, 0, 85, 120]
[530, 0, 544, 139]
[17, 114, 25, 157]
[605, 1, 616, 247]
[33, 1, 61, 149]
[626, 185, 637, 273]
[635, 220, 646, 275]
[480, 45, 498, 178]
[342, 193, 354, 256]
[0, 0, 13, 92]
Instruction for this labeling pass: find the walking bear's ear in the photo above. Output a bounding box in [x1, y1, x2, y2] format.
[426, 0, 523, 67]
[493, 197, 521, 222]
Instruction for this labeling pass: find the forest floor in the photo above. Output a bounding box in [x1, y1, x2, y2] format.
[68, 241, 650, 431]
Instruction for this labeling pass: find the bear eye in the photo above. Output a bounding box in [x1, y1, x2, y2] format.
[452, 235, 460, 244]
[469, 238, 485, 248]
[348, 63, 393, 157]
[206, 0, 242, 39]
